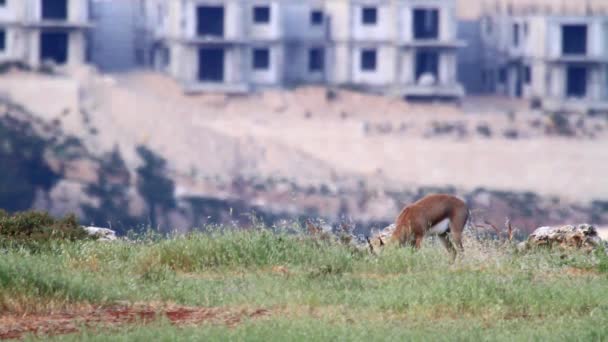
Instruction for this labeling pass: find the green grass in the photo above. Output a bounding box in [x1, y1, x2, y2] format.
[2, 229, 607, 341]
[44, 315, 608, 342]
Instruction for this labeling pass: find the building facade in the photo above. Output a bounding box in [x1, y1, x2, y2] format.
[480, 4, 608, 112]
[137, 0, 464, 99]
[136, 0, 284, 93]
[326, 0, 463, 98]
[0, 0, 91, 68]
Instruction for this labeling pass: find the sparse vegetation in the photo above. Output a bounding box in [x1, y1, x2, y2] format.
[1, 227, 607, 340]
[82, 148, 139, 234]
[136, 146, 176, 230]
[0, 115, 60, 212]
[548, 112, 575, 136]
[476, 123, 492, 137]
[0, 211, 90, 249]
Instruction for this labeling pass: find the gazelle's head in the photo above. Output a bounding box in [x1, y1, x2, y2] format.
[366, 234, 386, 255]
[366, 223, 396, 255]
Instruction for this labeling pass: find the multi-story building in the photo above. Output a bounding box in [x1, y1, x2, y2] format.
[325, 0, 463, 98]
[0, 0, 91, 68]
[136, 0, 464, 99]
[480, 2, 608, 112]
[136, 0, 284, 93]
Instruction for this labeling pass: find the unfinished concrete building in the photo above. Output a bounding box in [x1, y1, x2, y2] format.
[136, 0, 284, 93]
[136, 0, 463, 98]
[322, 0, 463, 98]
[480, 1, 608, 112]
[0, 0, 90, 68]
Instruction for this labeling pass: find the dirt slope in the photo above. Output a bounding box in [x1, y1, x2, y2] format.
[0, 69, 606, 204]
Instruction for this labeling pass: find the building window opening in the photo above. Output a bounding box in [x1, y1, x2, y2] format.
[362, 7, 377, 25]
[309, 47, 324, 72]
[198, 48, 224, 82]
[311, 10, 323, 25]
[415, 50, 439, 84]
[40, 31, 68, 64]
[253, 6, 271, 24]
[361, 49, 377, 71]
[562, 25, 587, 55]
[197, 6, 224, 37]
[513, 23, 520, 47]
[499, 67, 507, 83]
[42, 0, 68, 20]
[253, 48, 270, 70]
[524, 65, 531, 84]
[413, 9, 439, 40]
[566, 65, 587, 98]
[0, 30, 5, 52]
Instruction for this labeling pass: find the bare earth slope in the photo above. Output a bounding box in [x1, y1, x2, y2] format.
[0, 69, 606, 204]
[118, 72, 607, 202]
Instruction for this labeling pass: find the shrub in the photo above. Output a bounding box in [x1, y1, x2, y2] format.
[476, 124, 492, 137]
[0, 211, 90, 248]
[549, 112, 574, 136]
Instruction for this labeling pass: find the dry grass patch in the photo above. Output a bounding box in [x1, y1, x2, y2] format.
[0, 304, 272, 340]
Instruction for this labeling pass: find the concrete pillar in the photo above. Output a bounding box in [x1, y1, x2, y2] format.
[589, 20, 602, 58]
[603, 65, 608, 101]
[439, 52, 449, 86]
[28, 30, 40, 68]
[552, 66, 565, 98]
[67, 32, 85, 65]
[588, 65, 601, 101]
[439, 6, 451, 41]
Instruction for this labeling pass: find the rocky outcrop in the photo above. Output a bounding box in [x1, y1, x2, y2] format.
[519, 224, 604, 251]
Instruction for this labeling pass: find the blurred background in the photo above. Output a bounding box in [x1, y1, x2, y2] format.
[0, 0, 607, 237]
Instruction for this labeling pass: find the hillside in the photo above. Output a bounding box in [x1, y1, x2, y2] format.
[0, 67, 607, 233]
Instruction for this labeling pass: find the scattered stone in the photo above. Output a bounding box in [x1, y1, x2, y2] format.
[83, 226, 117, 241]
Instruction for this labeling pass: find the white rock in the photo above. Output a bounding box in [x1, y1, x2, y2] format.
[83, 226, 118, 241]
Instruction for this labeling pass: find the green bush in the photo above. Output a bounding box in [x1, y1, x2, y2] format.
[0, 211, 90, 248]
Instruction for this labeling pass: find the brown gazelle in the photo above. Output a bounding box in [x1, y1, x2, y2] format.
[370, 194, 469, 258]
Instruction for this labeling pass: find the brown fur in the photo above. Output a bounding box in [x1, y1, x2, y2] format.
[391, 194, 469, 257]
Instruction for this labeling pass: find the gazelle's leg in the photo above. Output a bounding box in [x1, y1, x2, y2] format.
[451, 211, 468, 253]
[438, 232, 457, 258]
[414, 234, 424, 250]
[450, 229, 464, 253]
[397, 223, 412, 247]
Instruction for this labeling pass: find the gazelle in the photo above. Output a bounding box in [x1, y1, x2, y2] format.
[368, 194, 469, 258]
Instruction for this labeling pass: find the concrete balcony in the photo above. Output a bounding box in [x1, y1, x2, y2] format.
[22, 20, 92, 29]
[547, 55, 608, 64]
[175, 35, 248, 46]
[183, 81, 250, 94]
[401, 83, 465, 99]
[542, 97, 608, 113]
[398, 39, 465, 49]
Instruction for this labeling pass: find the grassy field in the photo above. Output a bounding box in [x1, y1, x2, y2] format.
[1, 228, 608, 341]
